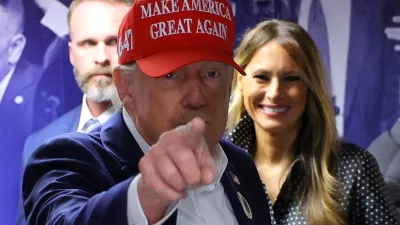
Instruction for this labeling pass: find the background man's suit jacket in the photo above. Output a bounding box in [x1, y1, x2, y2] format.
[23, 111, 272, 225]
[368, 120, 400, 221]
[16, 105, 81, 225]
[0, 60, 42, 225]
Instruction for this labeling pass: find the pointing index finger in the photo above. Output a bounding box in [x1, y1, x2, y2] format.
[183, 117, 206, 149]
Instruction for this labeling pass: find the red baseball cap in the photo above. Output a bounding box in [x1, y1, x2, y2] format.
[117, 0, 246, 77]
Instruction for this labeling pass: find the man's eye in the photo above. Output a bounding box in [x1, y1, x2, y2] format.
[206, 71, 220, 78]
[165, 73, 177, 79]
[107, 38, 118, 46]
[82, 40, 96, 47]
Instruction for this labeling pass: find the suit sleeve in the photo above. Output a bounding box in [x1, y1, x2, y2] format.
[15, 137, 34, 225]
[22, 135, 133, 225]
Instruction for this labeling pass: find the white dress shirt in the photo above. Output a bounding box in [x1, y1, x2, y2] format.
[298, 0, 351, 136]
[40, 0, 69, 37]
[76, 94, 115, 132]
[0, 66, 16, 104]
[122, 108, 239, 225]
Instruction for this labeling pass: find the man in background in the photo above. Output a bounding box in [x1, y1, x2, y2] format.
[22, 0, 132, 167]
[368, 119, 400, 221]
[0, 1, 43, 224]
[368, 4, 400, 221]
[17, 0, 132, 224]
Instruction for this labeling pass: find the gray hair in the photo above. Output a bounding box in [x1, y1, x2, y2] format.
[115, 61, 137, 74]
[111, 61, 137, 109]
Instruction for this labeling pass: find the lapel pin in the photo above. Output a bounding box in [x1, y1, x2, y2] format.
[230, 171, 241, 185]
[14, 95, 24, 104]
[237, 191, 252, 219]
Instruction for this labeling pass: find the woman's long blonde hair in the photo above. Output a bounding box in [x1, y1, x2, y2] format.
[228, 19, 346, 225]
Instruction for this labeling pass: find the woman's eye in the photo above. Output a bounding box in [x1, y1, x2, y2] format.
[285, 76, 301, 82]
[253, 75, 269, 81]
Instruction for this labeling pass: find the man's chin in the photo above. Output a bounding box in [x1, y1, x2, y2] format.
[85, 86, 115, 103]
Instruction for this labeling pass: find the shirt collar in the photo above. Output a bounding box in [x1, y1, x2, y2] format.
[77, 94, 115, 132]
[122, 107, 228, 191]
[0, 66, 16, 104]
[122, 108, 151, 153]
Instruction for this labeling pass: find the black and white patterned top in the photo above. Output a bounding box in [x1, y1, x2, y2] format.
[226, 114, 399, 225]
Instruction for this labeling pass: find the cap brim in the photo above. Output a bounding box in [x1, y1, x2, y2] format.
[136, 46, 246, 78]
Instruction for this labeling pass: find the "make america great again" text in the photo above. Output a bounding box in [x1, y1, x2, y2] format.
[141, 0, 232, 40]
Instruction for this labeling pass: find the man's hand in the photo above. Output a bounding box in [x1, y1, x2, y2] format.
[137, 118, 218, 223]
[384, 15, 400, 51]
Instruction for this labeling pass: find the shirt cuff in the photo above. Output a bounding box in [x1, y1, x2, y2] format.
[127, 174, 180, 225]
[40, 0, 69, 37]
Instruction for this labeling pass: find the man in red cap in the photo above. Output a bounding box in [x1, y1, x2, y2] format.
[22, 0, 272, 224]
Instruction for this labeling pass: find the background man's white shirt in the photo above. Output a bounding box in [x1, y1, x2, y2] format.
[0, 67, 16, 104]
[40, 0, 69, 37]
[76, 94, 115, 132]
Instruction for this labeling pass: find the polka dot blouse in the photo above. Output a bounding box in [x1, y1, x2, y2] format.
[226, 115, 399, 225]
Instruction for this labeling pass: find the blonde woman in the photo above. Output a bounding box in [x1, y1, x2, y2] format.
[226, 19, 398, 225]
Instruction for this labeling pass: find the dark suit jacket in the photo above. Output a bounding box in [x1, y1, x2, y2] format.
[368, 120, 400, 221]
[22, 105, 81, 167]
[0, 60, 42, 225]
[22, 111, 272, 225]
[16, 105, 81, 225]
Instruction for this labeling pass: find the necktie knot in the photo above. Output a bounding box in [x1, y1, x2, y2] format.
[82, 118, 100, 133]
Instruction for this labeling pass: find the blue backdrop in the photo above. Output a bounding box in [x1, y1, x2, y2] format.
[0, 0, 399, 224]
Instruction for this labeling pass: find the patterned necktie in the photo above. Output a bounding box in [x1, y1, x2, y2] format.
[82, 118, 100, 134]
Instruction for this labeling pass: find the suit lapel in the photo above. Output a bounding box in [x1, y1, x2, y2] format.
[0, 61, 41, 140]
[70, 105, 81, 132]
[221, 162, 252, 225]
[100, 111, 144, 175]
[0, 61, 39, 109]
[100, 112, 181, 224]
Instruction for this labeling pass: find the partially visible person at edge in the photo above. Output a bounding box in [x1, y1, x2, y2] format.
[226, 19, 399, 225]
[17, 1, 130, 224]
[22, 0, 272, 224]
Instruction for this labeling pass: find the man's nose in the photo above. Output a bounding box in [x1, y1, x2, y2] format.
[94, 43, 111, 66]
[181, 78, 207, 110]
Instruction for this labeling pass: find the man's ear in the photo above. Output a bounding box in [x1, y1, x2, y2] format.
[8, 33, 26, 65]
[68, 41, 74, 65]
[113, 67, 134, 109]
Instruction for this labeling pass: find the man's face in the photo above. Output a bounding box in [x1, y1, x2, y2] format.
[124, 61, 234, 148]
[69, 1, 130, 102]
